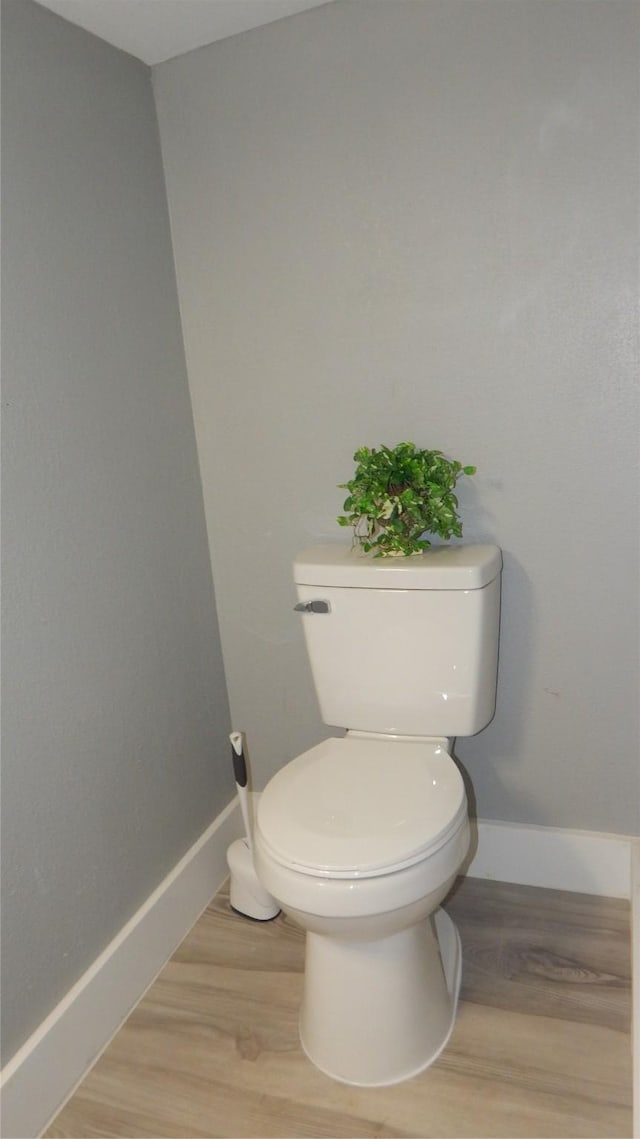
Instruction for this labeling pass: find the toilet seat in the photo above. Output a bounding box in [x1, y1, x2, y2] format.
[257, 736, 467, 879]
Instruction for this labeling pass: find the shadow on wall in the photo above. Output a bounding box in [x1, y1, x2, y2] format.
[454, 468, 502, 549]
[454, 550, 537, 821]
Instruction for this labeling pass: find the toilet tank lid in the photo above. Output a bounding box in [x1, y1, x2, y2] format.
[294, 543, 502, 590]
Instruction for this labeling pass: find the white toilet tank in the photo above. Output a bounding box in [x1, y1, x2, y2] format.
[294, 543, 502, 738]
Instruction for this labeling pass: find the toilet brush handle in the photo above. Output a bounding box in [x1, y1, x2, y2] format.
[230, 730, 248, 787]
[230, 731, 253, 852]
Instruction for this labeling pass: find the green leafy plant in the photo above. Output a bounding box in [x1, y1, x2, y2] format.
[337, 442, 476, 557]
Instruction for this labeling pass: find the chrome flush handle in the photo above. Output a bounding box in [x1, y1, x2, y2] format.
[293, 600, 331, 614]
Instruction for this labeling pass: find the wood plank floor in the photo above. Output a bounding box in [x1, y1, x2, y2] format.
[47, 877, 632, 1139]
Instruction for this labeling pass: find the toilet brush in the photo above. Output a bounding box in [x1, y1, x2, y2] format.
[226, 731, 280, 921]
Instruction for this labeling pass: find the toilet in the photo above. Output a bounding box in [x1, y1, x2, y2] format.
[253, 542, 502, 1087]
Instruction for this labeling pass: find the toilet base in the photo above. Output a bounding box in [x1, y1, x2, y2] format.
[299, 908, 462, 1087]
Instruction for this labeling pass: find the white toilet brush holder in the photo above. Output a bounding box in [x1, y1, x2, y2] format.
[227, 732, 280, 921]
[227, 836, 280, 920]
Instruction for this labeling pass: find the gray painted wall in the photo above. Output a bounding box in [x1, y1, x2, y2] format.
[154, 0, 639, 835]
[1, 0, 233, 1063]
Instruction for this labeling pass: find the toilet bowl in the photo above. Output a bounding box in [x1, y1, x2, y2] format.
[254, 733, 470, 1086]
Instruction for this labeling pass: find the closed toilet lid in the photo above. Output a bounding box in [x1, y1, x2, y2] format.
[256, 736, 467, 878]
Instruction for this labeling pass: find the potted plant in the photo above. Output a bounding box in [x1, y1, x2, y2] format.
[337, 442, 476, 557]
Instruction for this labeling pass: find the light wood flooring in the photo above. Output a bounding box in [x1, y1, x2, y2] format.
[47, 877, 632, 1138]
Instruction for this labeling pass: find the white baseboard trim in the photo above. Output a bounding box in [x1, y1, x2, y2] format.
[467, 818, 633, 899]
[1, 803, 634, 1139]
[0, 797, 242, 1139]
